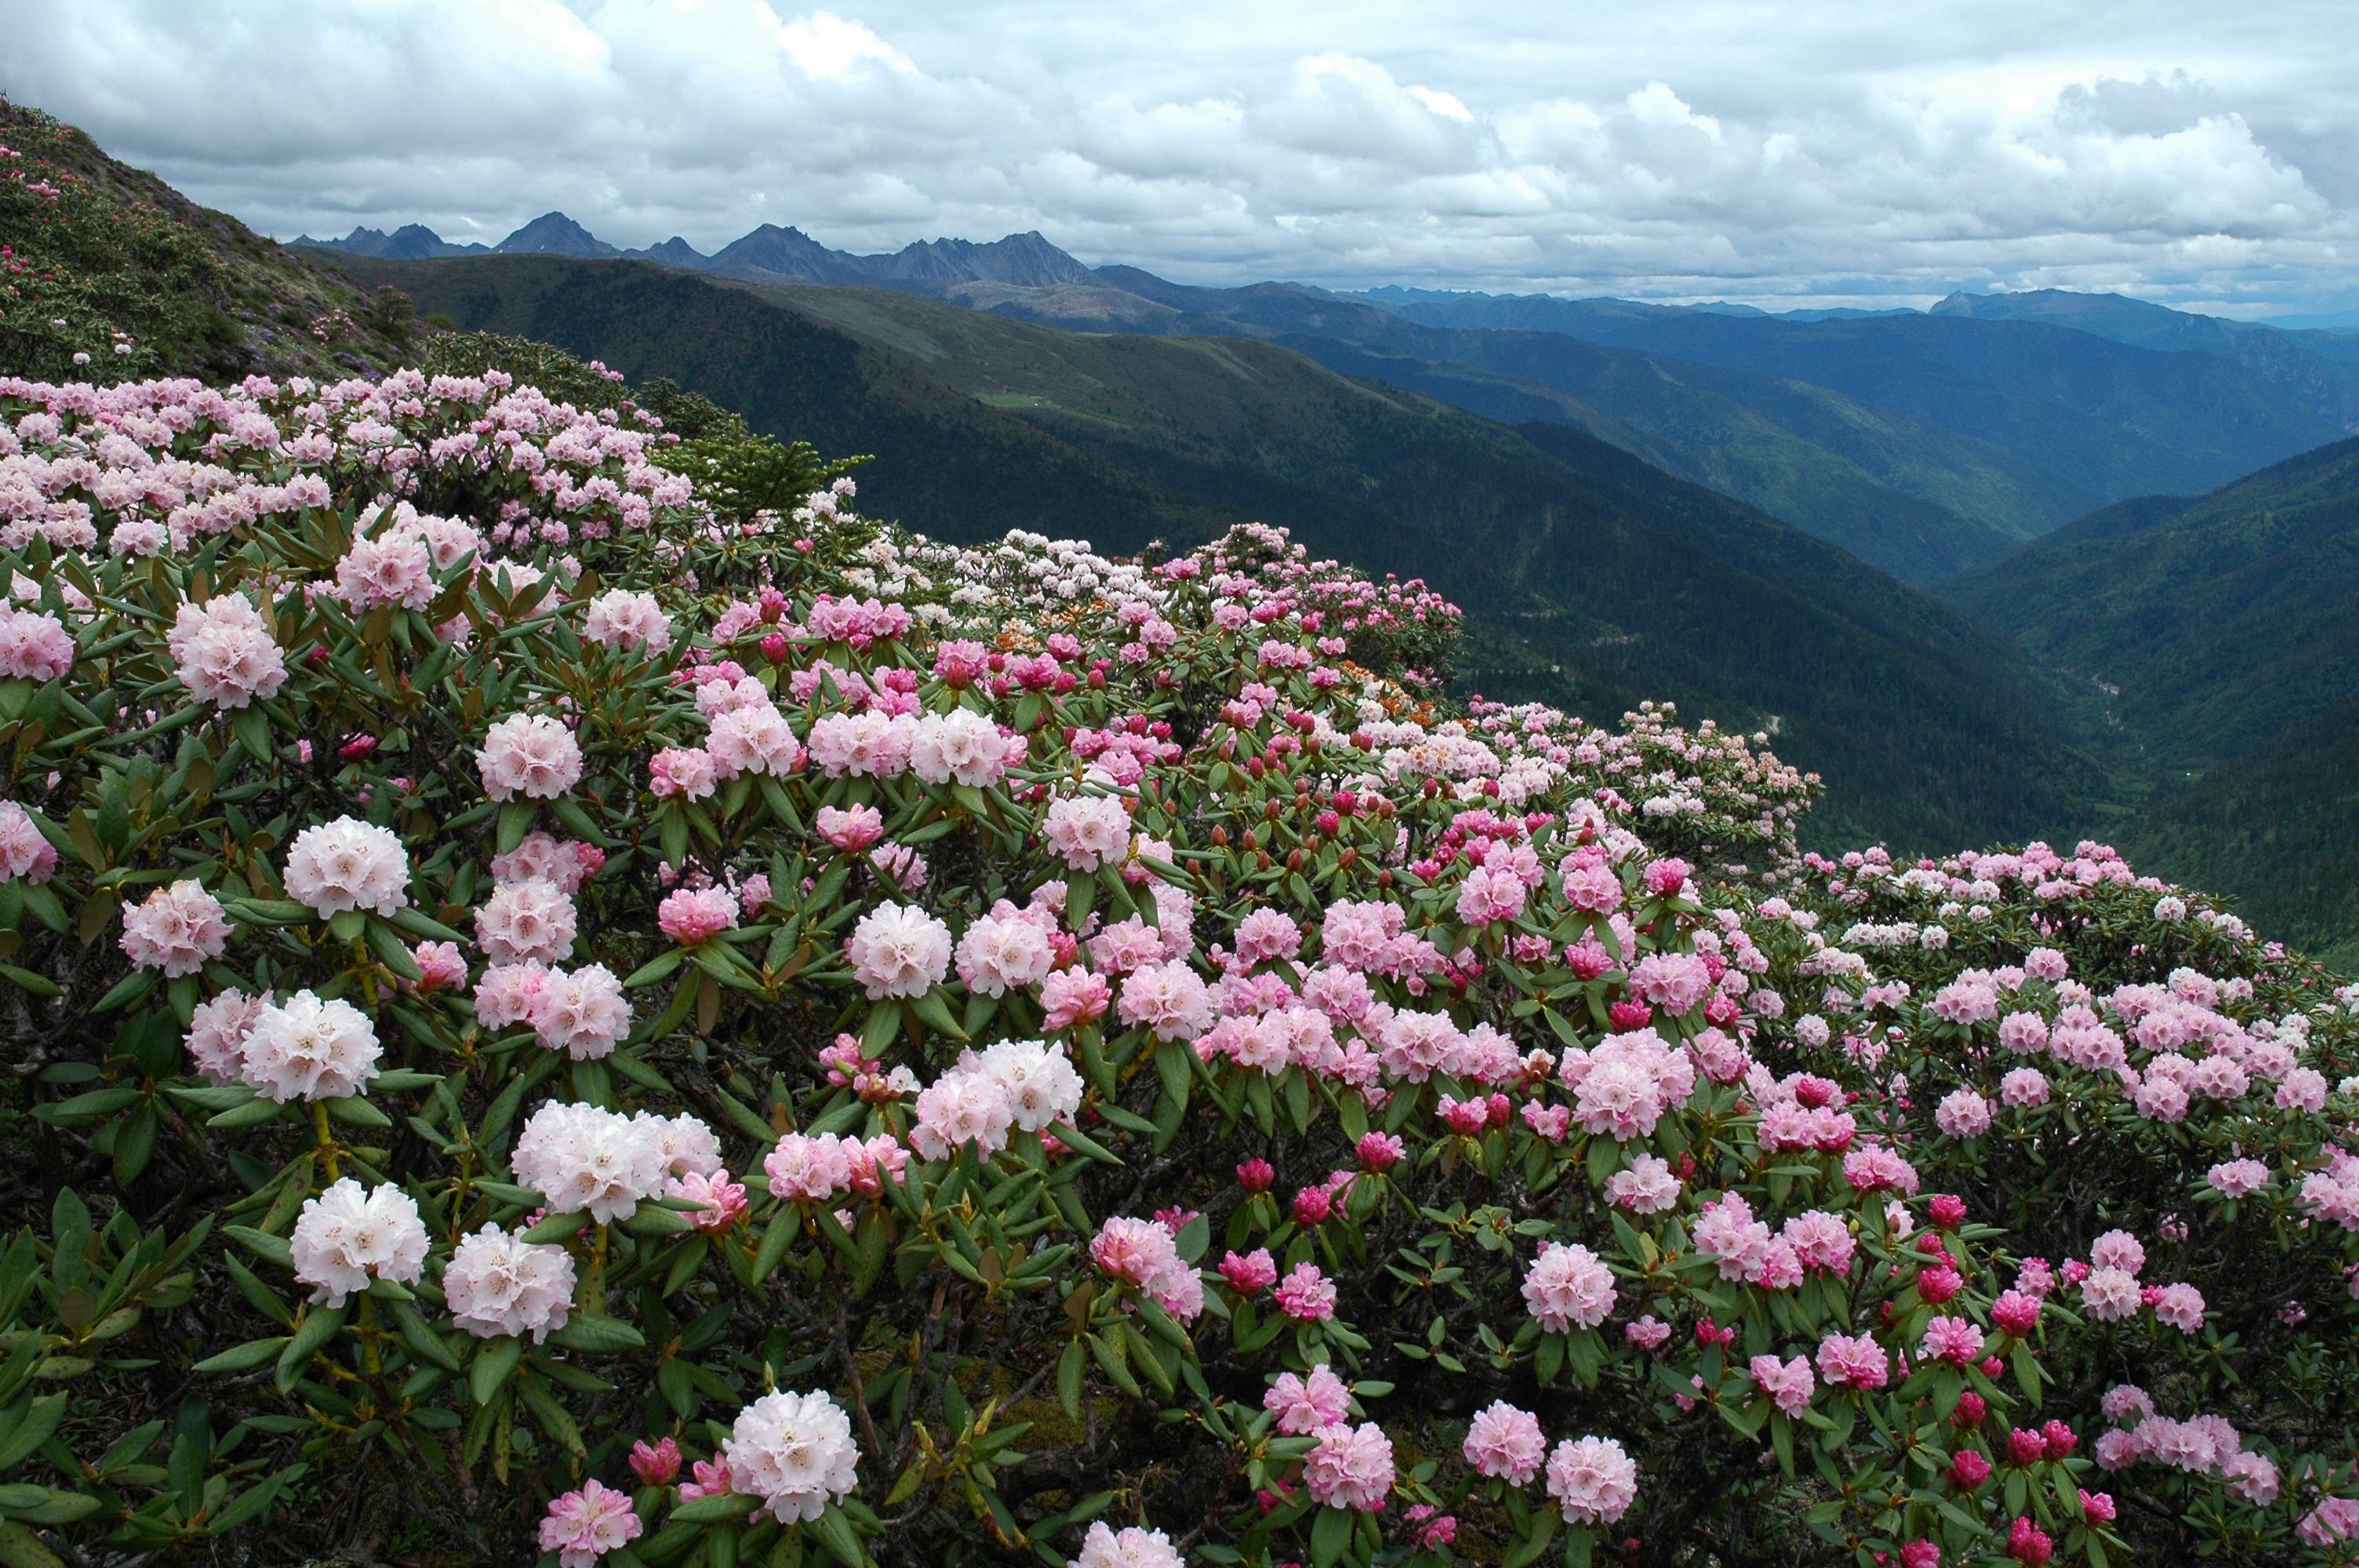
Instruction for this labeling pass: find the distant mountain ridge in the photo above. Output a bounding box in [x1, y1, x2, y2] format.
[296, 215, 1093, 290]
[289, 212, 2358, 586]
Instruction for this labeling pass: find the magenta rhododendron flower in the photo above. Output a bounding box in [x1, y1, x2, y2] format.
[627, 1436, 681, 1487]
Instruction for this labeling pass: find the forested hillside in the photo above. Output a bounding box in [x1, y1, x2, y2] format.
[1939, 437, 2359, 771]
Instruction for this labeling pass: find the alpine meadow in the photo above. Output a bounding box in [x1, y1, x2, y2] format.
[4, 9, 2359, 1568]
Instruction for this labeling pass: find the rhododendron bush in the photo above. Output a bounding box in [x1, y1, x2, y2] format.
[4, 362, 2359, 1568]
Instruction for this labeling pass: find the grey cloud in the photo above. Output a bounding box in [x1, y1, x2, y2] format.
[4, 0, 2357, 312]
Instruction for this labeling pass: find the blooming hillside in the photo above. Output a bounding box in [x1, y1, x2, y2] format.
[2, 358, 2357, 1568]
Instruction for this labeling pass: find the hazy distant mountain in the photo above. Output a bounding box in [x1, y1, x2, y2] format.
[631, 237, 714, 270]
[292, 212, 2357, 584]
[494, 212, 619, 258]
[1930, 288, 2359, 426]
[303, 212, 1099, 294]
[1376, 291, 2345, 503]
[2264, 310, 2359, 333]
[291, 223, 489, 260]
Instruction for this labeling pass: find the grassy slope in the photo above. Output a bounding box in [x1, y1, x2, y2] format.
[358, 254, 2122, 851]
[1939, 437, 2359, 771]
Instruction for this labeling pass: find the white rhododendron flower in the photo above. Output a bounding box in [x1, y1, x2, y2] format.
[282, 816, 410, 917]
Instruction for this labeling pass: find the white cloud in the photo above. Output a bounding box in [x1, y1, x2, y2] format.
[4, 0, 2354, 310]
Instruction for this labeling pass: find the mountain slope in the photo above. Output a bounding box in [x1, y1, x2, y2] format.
[1379, 294, 2346, 504]
[288, 200, 2358, 579]
[1, 97, 418, 379]
[1931, 289, 2359, 427]
[986, 274, 2057, 581]
[1270, 333, 2027, 582]
[344, 253, 2121, 851]
[1939, 436, 2359, 771]
[322, 255, 1213, 555]
[2123, 695, 2359, 971]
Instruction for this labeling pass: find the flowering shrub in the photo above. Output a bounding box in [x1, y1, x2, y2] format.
[3, 358, 2358, 1568]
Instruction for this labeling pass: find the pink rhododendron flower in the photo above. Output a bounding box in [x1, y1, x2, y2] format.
[657, 884, 739, 945]
[1545, 1435, 1637, 1525]
[722, 1390, 860, 1523]
[538, 1479, 641, 1568]
[444, 1224, 576, 1341]
[1522, 1240, 1616, 1332]
[846, 903, 953, 998]
[289, 1178, 427, 1306]
[1264, 1364, 1351, 1435]
[0, 801, 58, 884]
[1274, 1260, 1338, 1322]
[118, 879, 230, 976]
[239, 990, 380, 1102]
[476, 712, 583, 800]
[1303, 1421, 1394, 1512]
[1463, 1400, 1547, 1484]
[1750, 1353, 1816, 1415]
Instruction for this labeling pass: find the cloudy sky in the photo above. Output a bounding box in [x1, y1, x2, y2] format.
[8, 0, 2357, 313]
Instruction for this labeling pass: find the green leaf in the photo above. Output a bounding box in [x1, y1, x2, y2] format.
[1057, 1339, 1086, 1419]
[668, 1492, 761, 1524]
[192, 1338, 289, 1375]
[547, 1315, 646, 1354]
[808, 1504, 865, 1568]
[909, 987, 967, 1042]
[0, 968, 60, 1000]
[1310, 1504, 1351, 1568]
[365, 917, 425, 981]
[470, 1336, 523, 1406]
[496, 801, 536, 855]
[0, 1397, 66, 1470]
[206, 1097, 288, 1130]
[623, 949, 687, 989]
[1502, 1512, 1560, 1568]
[274, 1304, 347, 1392]
[519, 1210, 588, 1244]
[751, 1207, 801, 1284]
[224, 1225, 295, 1269]
[391, 1301, 463, 1373]
[1048, 1121, 1121, 1166]
[0, 1519, 68, 1568]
